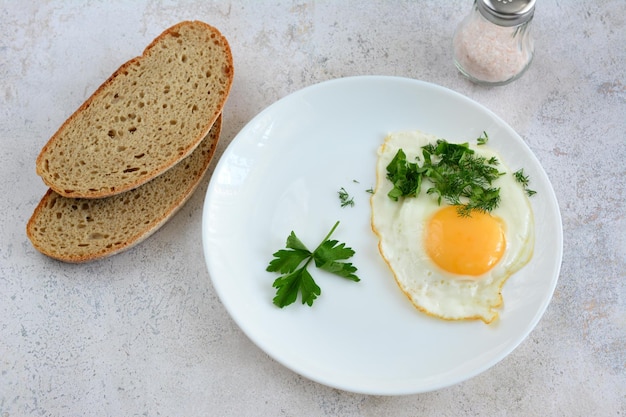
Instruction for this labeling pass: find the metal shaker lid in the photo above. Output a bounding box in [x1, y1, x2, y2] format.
[477, 0, 536, 27]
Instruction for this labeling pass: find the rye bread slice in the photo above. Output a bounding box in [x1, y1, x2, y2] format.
[27, 115, 222, 263]
[35, 20, 233, 198]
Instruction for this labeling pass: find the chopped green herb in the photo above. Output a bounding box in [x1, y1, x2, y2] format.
[386, 148, 426, 201]
[267, 221, 359, 308]
[386, 139, 504, 216]
[513, 168, 537, 197]
[477, 131, 489, 145]
[338, 187, 355, 207]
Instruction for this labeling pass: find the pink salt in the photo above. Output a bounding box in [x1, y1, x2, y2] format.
[453, 15, 532, 84]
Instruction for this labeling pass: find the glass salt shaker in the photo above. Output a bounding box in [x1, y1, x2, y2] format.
[453, 0, 535, 86]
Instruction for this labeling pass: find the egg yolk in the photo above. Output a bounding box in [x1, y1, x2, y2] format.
[425, 206, 506, 276]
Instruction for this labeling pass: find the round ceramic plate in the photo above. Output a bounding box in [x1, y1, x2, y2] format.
[202, 76, 562, 395]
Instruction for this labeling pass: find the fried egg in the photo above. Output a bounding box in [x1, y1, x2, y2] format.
[371, 130, 534, 323]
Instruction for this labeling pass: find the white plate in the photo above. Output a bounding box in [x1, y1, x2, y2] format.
[202, 76, 562, 395]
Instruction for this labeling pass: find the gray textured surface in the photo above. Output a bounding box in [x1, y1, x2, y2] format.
[1, 1, 624, 415]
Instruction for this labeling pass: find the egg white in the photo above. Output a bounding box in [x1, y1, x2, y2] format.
[371, 130, 534, 323]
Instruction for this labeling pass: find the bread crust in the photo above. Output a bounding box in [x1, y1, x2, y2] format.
[27, 116, 222, 263]
[35, 21, 233, 198]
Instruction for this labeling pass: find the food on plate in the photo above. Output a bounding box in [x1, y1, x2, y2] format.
[267, 221, 360, 308]
[35, 20, 234, 199]
[370, 130, 534, 323]
[26, 116, 222, 263]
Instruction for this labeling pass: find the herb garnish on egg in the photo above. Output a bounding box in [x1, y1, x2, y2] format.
[513, 168, 537, 197]
[385, 132, 534, 217]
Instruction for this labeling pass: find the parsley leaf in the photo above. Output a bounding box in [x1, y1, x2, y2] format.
[267, 221, 359, 308]
[313, 239, 358, 280]
[386, 149, 425, 201]
[271, 268, 320, 307]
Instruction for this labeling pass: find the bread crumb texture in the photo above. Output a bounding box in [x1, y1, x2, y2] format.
[36, 21, 233, 198]
[27, 116, 221, 262]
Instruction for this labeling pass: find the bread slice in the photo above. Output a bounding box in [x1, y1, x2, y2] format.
[27, 115, 222, 263]
[35, 20, 233, 198]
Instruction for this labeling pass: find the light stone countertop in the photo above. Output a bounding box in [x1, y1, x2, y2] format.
[1, 1, 624, 416]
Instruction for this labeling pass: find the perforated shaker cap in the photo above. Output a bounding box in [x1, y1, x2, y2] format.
[477, 0, 536, 27]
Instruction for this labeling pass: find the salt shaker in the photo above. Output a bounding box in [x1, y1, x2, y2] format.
[453, 0, 535, 86]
